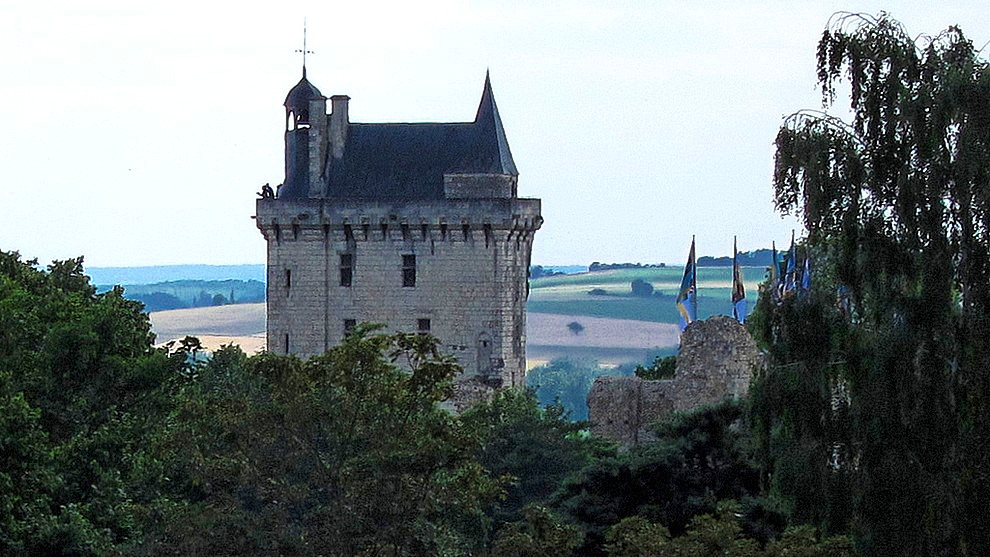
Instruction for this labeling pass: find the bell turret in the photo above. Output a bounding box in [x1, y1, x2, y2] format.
[284, 67, 323, 130]
[280, 67, 327, 199]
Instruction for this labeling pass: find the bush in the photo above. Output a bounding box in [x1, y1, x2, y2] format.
[635, 355, 676, 380]
[630, 279, 654, 297]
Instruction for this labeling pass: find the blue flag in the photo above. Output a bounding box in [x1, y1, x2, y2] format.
[783, 231, 797, 297]
[676, 237, 697, 331]
[800, 250, 812, 298]
[769, 241, 780, 301]
[732, 237, 746, 324]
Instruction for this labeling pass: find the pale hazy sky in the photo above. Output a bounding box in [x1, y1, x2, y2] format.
[1, 1, 987, 267]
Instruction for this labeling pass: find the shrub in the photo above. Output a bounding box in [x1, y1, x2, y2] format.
[630, 279, 654, 297]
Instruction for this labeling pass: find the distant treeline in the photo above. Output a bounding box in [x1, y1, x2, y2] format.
[588, 261, 666, 271]
[86, 264, 265, 285]
[529, 265, 587, 279]
[697, 248, 773, 267]
[96, 279, 266, 312]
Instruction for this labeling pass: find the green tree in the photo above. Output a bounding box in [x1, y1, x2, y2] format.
[0, 251, 181, 554]
[759, 12, 990, 555]
[603, 503, 857, 557]
[630, 279, 654, 297]
[527, 358, 639, 421]
[490, 505, 583, 557]
[603, 516, 672, 556]
[634, 354, 676, 380]
[141, 328, 499, 556]
[555, 400, 766, 554]
[461, 389, 603, 529]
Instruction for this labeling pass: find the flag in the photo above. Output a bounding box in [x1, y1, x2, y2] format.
[800, 249, 812, 297]
[732, 236, 747, 324]
[769, 241, 778, 284]
[769, 241, 781, 301]
[776, 249, 787, 298]
[836, 284, 851, 316]
[676, 237, 697, 332]
[783, 230, 797, 297]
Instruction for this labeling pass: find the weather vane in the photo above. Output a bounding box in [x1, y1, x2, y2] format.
[295, 18, 314, 74]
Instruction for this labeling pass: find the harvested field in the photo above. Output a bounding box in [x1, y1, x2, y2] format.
[526, 346, 661, 369]
[150, 303, 265, 344]
[179, 334, 267, 354]
[526, 312, 679, 368]
[149, 305, 680, 367]
[526, 312, 678, 349]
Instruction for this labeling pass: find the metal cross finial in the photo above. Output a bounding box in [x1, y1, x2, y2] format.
[295, 18, 314, 76]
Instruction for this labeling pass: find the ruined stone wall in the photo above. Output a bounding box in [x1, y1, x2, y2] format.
[256, 197, 540, 388]
[588, 315, 762, 445]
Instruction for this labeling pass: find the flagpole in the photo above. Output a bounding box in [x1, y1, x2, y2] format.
[733, 235, 737, 320]
[691, 235, 697, 322]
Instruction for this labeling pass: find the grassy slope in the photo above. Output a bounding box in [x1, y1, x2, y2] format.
[528, 266, 766, 324]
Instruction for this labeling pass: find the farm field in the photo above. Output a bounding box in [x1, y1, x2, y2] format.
[148, 304, 678, 367]
[150, 303, 266, 349]
[529, 266, 767, 323]
[148, 266, 762, 366]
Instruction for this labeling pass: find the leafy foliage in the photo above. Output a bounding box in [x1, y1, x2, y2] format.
[602, 502, 856, 557]
[630, 278, 654, 297]
[697, 249, 777, 267]
[634, 354, 676, 380]
[554, 400, 767, 555]
[760, 12, 990, 555]
[95, 279, 266, 311]
[527, 358, 639, 420]
[462, 389, 604, 529]
[491, 505, 583, 557]
[0, 250, 179, 554]
[141, 328, 500, 556]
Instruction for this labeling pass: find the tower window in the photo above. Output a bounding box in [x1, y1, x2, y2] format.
[343, 319, 356, 338]
[284, 333, 290, 354]
[418, 319, 431, 333]
[340, 253, 353, 287]
[402, 255, 416, 287]
[285, 269, 292, 292]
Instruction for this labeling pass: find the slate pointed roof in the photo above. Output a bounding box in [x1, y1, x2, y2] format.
[472, 70, 518, 175]
[325, 73, 519, 200]
[284, 67, 325, 110]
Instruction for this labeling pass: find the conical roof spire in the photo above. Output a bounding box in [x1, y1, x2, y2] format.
[473, 71, 517, 175]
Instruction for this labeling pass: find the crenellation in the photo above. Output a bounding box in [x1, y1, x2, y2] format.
[257, 71, 540, 388]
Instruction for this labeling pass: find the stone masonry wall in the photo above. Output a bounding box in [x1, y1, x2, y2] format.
[257, 197, 541, 389]
[588, 315, 762, 445]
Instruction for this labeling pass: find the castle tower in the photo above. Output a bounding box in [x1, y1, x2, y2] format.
[256, 71, 542, 387]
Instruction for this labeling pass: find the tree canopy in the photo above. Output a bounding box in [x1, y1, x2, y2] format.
[756, 12, 990, 556]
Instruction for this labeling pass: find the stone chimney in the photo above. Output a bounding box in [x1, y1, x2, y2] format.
[307, 97, 328, 197]
[330, 95, 350, 159]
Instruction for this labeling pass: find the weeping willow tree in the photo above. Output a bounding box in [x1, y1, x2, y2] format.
[750, 12, 990, 556]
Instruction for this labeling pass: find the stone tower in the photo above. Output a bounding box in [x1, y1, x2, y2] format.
[255, 68, 542, 387]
